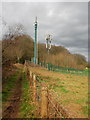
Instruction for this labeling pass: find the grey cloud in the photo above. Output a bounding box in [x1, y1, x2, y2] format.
[2, 2, 88, 60]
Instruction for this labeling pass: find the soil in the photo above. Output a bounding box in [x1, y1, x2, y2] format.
[2, 74, 22, 118]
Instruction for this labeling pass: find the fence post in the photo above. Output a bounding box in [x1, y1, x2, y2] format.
[33, 74, 37, 103]
[29, 70, 33, 86]
[47, 64, 48, 70]
[23, 64, 27, 72]
[48, 64, 49, 70]
[41, 86, 48, 118]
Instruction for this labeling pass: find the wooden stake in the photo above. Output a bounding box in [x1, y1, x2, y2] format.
[33, 74, 37, 103]
[41, 86, 48, 118]
[29, 70, 33, 86]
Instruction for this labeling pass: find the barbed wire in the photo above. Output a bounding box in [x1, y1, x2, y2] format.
[26, 65, 76, 119]
[48, 96, 64, 118]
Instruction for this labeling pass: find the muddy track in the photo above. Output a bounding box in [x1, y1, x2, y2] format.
[3, 73, 22, 118]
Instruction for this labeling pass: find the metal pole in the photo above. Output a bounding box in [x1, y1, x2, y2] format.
[34, 17, 37, 64]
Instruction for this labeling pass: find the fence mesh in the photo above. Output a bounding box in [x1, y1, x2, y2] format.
[25, 61, 88, 119]
[26, 66, 72, 118]
[38, 61, 89, 76]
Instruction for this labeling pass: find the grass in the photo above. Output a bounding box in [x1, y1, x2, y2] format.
[2, 65, 37, 118]
[60, 88, 69, 93]
[36, 75, 51, 83]
[81, 105, 88, 115]
[53, 68, 88, 76]
[2, 71, 19, 102]
[30, 66, 88, 118]
[19, 72, 36, 118]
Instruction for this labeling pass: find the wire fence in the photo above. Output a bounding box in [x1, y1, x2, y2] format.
[38, 61, 89, 76]
[24, 62, 75, 119]
[25, 60, 89, 76]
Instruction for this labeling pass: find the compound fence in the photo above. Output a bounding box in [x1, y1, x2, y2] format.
[25, 60, 89, 76]
[24, 62, 74, 119]
[38, 62, 89, 76]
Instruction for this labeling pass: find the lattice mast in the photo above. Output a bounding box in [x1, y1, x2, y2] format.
[34, 17, 38, 64]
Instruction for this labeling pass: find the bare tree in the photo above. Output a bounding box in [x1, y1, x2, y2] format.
[2, 20, 25, 40]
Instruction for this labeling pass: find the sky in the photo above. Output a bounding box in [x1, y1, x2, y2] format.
[1, 2, 89, 60]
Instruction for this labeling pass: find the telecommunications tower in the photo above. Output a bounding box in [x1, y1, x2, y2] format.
[45, 34, 52, 54]
[34, 17, 38, 64]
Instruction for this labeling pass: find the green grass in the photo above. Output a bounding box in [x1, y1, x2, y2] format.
[49, 85, 69, 94]
[2, 71, 19, 102]
[53, 68, 88, 76]
[19, 72, 36, 118]
[88, 105, 90, 116]
[59, 85, 64, 88]
[76, 99, 87, 104]
[60, 88, 69, 93]
[49, 83, 68, 93]
[61, 82, 65, 84]
[81, 105, 88, 115]
[37, 75, 51, 83]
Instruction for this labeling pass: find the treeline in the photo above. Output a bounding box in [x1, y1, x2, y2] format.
[2, 35, 87, 70]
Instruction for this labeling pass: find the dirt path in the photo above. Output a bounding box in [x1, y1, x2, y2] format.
[3, 74, 22, 118]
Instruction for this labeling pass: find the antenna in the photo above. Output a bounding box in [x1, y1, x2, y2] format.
[35, 16, 37, 24]
[45, 34, 52, 54]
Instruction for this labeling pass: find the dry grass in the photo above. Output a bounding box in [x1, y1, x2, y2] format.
[29, 66, 88, 118]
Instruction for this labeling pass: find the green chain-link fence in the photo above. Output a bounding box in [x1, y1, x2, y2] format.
[38, 62, 89, 76]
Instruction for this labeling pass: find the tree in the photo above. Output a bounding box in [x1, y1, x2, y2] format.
[2, 21, 25, 40]
[74, 54, 87, 65]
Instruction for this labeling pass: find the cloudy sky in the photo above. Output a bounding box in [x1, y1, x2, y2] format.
[2, 2, 88, 60]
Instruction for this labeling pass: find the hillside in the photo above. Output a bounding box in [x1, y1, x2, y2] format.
[2, 35, 88, 119]
[2, 35, 87, 70]
[2, 63, 88, 118]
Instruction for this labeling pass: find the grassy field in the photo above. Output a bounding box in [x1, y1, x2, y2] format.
[29, 66, 88, 118]
[2, 64, 88, 118]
